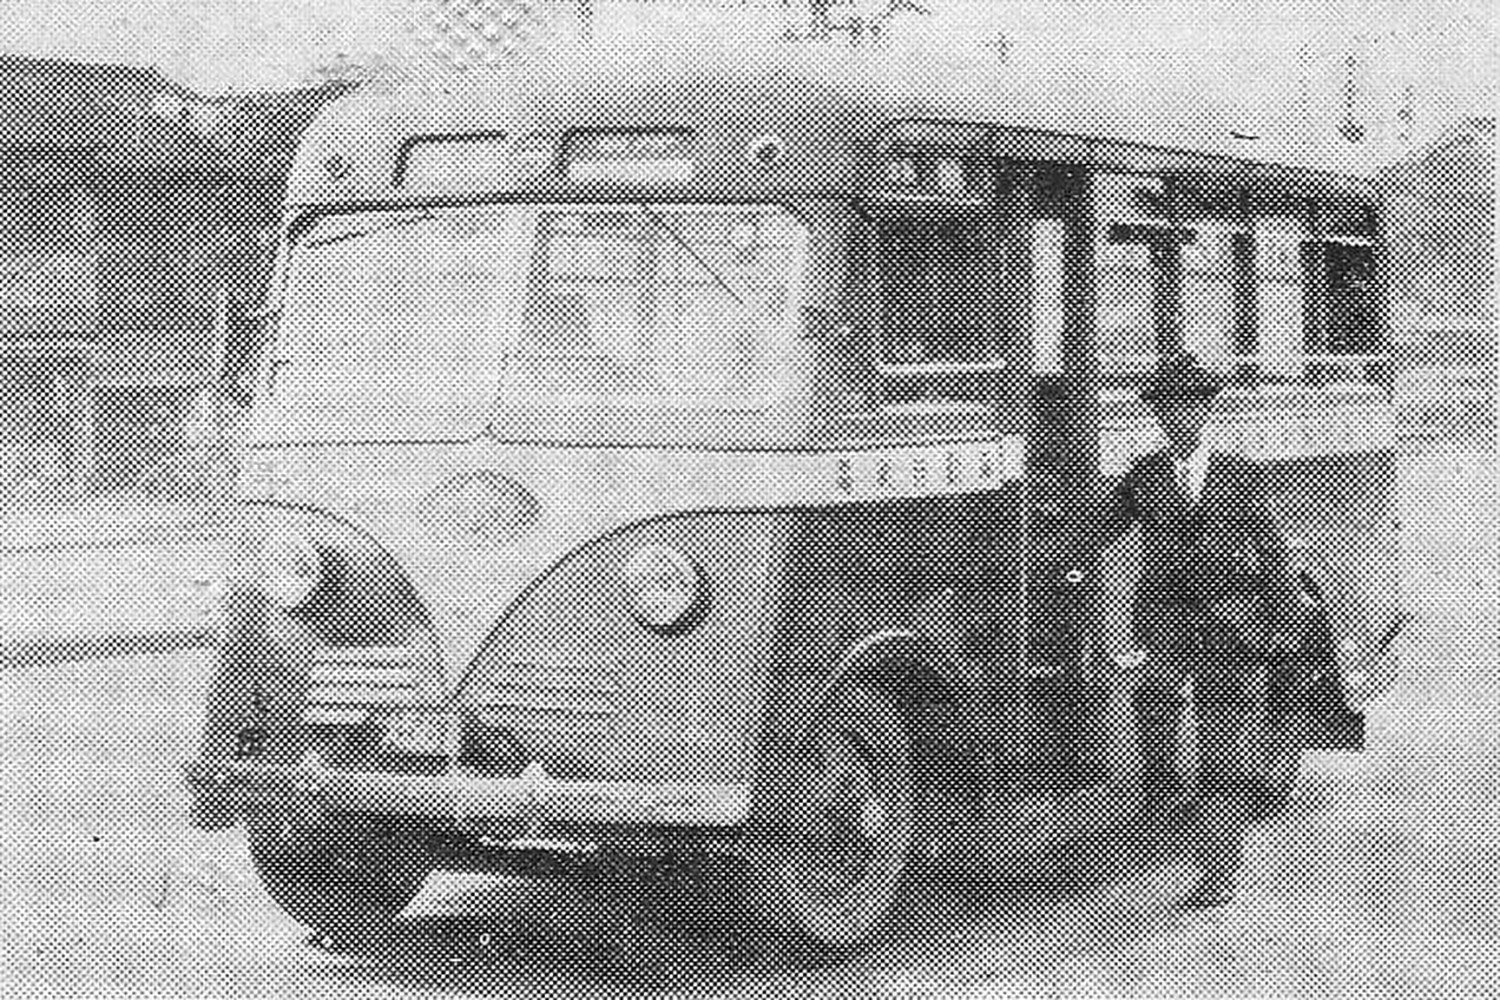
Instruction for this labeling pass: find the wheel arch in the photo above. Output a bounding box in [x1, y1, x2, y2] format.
[806, 630, 968, 809]
[808, 629, 967, 746]
[749, 629, 953, 825]
[739, 632, 927, 951]
[1283, 532, 1404, 705]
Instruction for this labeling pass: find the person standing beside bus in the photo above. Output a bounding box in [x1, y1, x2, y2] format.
[1096, 352, 1298, 909]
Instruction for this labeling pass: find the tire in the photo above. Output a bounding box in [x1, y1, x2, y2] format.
[246, 815, 432, 946]
[1249, 702, 1304, 822]
[748, 683, 915, 952]
[1248, 649, 1309, 822]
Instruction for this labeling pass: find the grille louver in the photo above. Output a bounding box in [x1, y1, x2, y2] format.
[302, 646, 419, 725]
[471, 668, 619, 735]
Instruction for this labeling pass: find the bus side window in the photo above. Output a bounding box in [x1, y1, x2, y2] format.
[1318, 198, 1385, 384]
[1253, 194, 1386, 389]
[1094, 172, 1171, 389]
[1253, 214, 1308, 385]
[1326, 246, 1380, 350]
[874, 217, 996, 412]
[1178, 183, 1251, 380]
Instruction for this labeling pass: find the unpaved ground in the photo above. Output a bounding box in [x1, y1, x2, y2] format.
[3, 452, 1496, 998]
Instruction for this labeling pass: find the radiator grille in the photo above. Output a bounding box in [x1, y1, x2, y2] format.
[302, 646, 419, 725]
[471, 668, 619, 735]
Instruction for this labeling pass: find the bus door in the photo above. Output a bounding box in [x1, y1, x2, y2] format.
[1017, 165, 1111, 808]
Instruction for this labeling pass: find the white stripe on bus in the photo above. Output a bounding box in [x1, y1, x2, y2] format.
[1100, 402, 1396, 476]
[819, 435, 1026, 502]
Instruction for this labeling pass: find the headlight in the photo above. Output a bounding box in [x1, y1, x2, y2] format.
[622, 544, 703, 633]
[259, 523, 324, 609]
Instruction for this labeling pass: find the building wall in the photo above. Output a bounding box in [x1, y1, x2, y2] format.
[1381, 119, 1496, 369]
[0, 178, 98, 492]
[0, 351, 92, 492]
[0, 171, 229, 493]
[1, 58, 335, 496]
[1380, 118, 1496, 448]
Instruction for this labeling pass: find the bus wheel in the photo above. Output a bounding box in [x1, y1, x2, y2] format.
[1249, 663, 1307, 822]
[246, 815, 432, 948]
[756, 683, 914, 951]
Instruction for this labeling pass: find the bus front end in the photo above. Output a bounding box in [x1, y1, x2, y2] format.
[183, 190, 817, 941]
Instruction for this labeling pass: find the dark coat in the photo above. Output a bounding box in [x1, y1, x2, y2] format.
[1099, 449, 1296, 660]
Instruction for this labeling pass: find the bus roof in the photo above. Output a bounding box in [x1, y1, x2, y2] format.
[286, 41, 1381, 209]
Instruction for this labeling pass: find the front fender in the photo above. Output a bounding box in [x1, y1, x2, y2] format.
[1283, 532, 1404, 706]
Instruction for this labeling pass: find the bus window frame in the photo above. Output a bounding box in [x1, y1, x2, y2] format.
[246, 172, 1390, 445]
[1091, 173, 1390, 398]
[1092, 169, 1180, 392]
[870, 218, 1006, 432]
[239, 213, 295, 398]
[257, 198, 815, 427]
[830, 160, 1017, 441]
[1175, 179, 1254, 381]
[493, 200, 811, 414]
[1302, 194, 1389, 388]
[1236, 188, 1390, 392]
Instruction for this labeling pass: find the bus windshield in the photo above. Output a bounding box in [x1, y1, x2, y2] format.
[250, 202, 806, 444]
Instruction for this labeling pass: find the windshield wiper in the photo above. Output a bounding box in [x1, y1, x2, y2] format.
[302, 209, 438, 249]
[638, 204, 746, 308]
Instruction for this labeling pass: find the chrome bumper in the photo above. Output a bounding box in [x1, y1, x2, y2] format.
[184, 757, 751, 832]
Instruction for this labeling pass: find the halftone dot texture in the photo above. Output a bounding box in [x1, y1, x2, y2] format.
[3, 4, 1496, 998]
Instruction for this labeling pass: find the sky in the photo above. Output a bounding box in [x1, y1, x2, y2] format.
[3, 0, 1495, 147]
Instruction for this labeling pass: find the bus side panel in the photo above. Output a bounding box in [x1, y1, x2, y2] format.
[752, 485, 1028, 817]
[936, 490, 1029, 671]
[460, 510, 788, 787]
[1268, 448, 1402, 696]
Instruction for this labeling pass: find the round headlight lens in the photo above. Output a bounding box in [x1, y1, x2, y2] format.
[260, 524, 324, 609]
[622, 544, 701, 632]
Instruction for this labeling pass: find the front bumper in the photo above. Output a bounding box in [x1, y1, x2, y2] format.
[184, 757, 751, 834]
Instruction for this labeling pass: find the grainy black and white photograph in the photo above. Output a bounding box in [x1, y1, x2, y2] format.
[2, 2, 1495, 997]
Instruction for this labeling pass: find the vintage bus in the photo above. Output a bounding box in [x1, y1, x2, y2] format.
[185, 45, 1402, 951]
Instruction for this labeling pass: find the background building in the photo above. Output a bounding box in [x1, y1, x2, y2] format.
[1380, 117, 1496, 444]
[1381, 117, 1495, 365]
[1, 55, 345, 495]
[2, 57, 208, 493]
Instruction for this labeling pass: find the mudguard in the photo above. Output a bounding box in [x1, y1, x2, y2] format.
[1268, 546, 1373, 752]
[1279, 598, 1366, 752]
